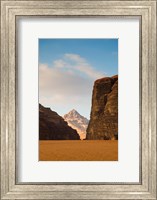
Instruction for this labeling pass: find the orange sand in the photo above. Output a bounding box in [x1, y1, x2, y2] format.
[39, 140, 118, 161]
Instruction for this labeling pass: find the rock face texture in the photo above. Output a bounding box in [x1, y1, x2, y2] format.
[39, 104, 80, 140]
[86, 75, 118, 140]
[64, 109, 89, 140]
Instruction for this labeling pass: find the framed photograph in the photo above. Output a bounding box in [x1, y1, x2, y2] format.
[1, 0, 156, 199]
[39, 38, 118, 161]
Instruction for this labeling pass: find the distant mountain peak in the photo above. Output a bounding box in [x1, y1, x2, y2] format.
[69, 109, 78, 114]
[64, 109, 89, 140]
[66, 109, 81, 116]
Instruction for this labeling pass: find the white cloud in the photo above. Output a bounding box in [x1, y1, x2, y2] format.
[64, 54, 104, 79]
[39, 64, 92, 96]
[39, 54, 106, 118]
[65, 53, 85, 62]
[53, 59, 66, 68]
[39, 64, 93, 118]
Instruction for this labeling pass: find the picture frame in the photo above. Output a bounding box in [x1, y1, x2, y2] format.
[0, 0, 156, 199]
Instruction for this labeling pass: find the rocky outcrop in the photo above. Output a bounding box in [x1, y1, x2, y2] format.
[86, 75, 118, 140]
[39, 104, 80, 140]
[64, 109, 89, 140]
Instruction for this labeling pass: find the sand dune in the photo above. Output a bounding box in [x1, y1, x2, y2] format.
[39, 140, 118, 161]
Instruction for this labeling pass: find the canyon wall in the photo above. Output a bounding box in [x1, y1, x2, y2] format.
[86, 75, 118, 140]
[39, 104, 80, 140]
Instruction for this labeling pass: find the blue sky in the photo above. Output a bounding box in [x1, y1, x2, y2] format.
[39, 39, 118, 119]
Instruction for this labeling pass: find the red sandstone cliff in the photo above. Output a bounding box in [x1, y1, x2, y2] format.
[39, 104, 80, 140]
[86, 75, 118, 140]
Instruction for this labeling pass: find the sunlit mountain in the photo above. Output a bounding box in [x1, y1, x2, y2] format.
[64, 109, 89, 140]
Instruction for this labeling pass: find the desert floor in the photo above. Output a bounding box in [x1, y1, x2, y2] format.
[39, 140, 118, 161]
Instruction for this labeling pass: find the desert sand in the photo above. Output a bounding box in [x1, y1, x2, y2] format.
[39, 140, 118, 161]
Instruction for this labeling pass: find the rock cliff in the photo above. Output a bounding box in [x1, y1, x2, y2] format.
[86, 75, 118, 140]
[39, 104, 80, 140]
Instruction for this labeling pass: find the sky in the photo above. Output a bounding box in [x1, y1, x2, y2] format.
[39, 39, 118, 119]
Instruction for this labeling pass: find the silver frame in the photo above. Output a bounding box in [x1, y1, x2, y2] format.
[0, 1, 156, 199]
